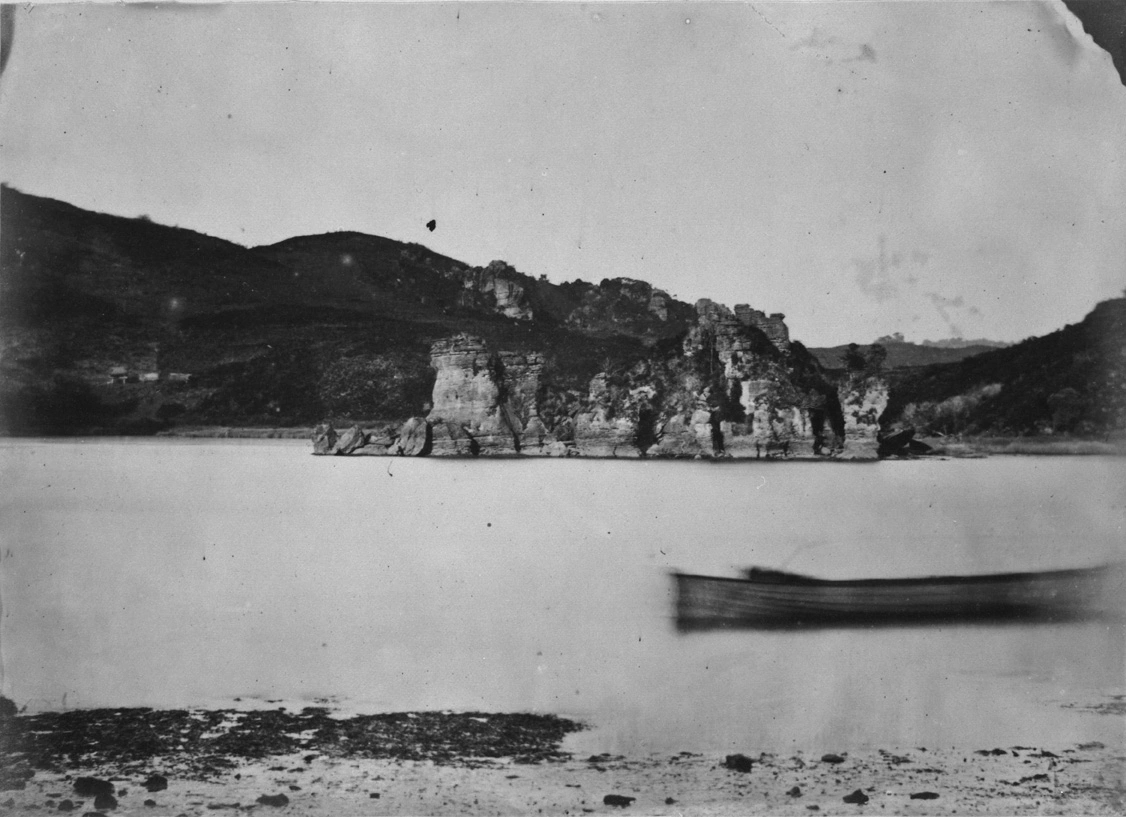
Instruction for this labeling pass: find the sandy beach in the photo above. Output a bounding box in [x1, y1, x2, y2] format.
[2, 704, 1124, 816]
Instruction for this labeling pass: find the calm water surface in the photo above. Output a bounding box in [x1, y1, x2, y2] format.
[1, 440, 1123, 754]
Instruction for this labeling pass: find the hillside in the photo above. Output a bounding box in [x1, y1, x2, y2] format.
[881, 298, 1126, 437]
[4, 184, 1122, 448]
[0, 185, 832, 447]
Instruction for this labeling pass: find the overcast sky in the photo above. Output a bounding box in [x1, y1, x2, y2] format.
[2, 1, 1124, 347]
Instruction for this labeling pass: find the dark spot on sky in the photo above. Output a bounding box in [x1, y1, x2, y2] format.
[426, 219, 436, 232]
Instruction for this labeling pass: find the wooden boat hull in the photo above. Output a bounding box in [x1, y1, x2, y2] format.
[673, 564, 1124, 629]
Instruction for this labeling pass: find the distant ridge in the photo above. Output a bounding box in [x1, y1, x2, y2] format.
[918, 338, 1010, 350]
[807, 340, 1006, 371]
[882, 298, 1126, 437]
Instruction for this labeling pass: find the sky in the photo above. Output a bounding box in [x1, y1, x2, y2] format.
[1, 1, 1124, 347]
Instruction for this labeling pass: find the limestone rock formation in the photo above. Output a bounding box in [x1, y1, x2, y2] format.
[734, 304, 790, 352]
[457, 261, 534, 321]
[415, 299, 863, 458]
[314, 300, 886, 459]
[428, 334, 544, 454]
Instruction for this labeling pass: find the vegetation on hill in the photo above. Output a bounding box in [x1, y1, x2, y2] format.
[0, 186, 704, 435]
[881, 298, 1126, 437]
[3, 184, 1121, 443]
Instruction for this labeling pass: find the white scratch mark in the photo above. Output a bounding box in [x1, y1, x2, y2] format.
[749, 4, 785, 38]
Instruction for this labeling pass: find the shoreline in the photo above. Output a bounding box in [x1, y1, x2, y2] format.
[3, 428, 1122, 458]
[1, 705, 1122, 816]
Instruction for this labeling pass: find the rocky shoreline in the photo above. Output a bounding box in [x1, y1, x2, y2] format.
[307, 296, 892, 461]
[1, 704, 1123, 815]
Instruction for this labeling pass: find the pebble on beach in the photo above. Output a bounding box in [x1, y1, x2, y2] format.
[603, 794, 635, 807]
[93, 792, 117, 810]
[73, 778, 114, 797]
[724, 754, 754, 772]
[256, 793, 290, 807]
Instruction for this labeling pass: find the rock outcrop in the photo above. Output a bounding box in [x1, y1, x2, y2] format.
[564, 277, 681, 338]
[428, 302, 872, 457]
[838, 371, 889, 458]
[427, 335, 544, 454]
[313, 302, 887, 459]
[456, 261, 534, 321]
[734, 304, 790, 352]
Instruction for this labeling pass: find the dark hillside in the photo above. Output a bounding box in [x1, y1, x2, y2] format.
[883, 298, 1126, 436]
[0, 186, 705, 434]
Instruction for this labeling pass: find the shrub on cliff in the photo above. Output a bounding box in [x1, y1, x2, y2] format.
[319, 353, 435, 423]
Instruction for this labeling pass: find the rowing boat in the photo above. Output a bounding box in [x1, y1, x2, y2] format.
[673, 563, 1124, 629]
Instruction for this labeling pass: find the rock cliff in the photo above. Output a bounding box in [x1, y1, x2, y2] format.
[454, 261, 535, 321]
[314, 300, 888, 459]
[427, 334, 545, 454]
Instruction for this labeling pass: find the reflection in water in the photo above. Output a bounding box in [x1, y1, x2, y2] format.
[0, 440, 1123, 755]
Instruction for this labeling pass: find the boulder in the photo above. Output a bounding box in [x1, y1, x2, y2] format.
[333, 425, 369, 455]
[93, 792, 118, 810]
[877, 427, 914, 457]
[907, 438, 933, 455]
[73, 778, 114, 797]
[311, 423, 337, 455]
[393, 417, 432, 456]
[143, 775, 168, 793]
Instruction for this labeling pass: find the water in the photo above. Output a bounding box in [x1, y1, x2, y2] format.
[1, 439, 1123, 755]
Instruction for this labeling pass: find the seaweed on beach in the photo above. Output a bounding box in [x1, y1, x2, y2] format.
[0, 706, 584, 784]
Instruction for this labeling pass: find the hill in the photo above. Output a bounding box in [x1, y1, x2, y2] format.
[808, 340, 1007, 371]
[881, 298, 1126, 437]
[4, 184, 1121, 449]
[0, 185, 843, 453]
